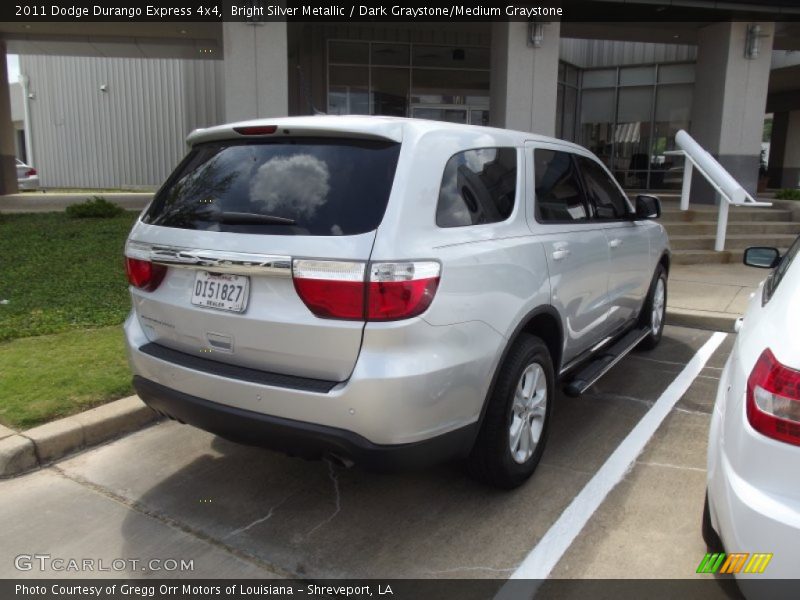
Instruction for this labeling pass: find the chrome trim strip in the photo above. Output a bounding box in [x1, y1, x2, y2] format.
[572, 328, 650, 394]
[126, 241, 291, 277]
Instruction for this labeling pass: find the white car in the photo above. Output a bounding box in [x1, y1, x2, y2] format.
[705, 238, 800, 588]
[16, 158, 39, 190]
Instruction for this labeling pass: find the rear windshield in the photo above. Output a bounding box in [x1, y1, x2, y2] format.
[143, 138, 401, 236]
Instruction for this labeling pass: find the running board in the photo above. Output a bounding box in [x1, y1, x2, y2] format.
[563, 327, 650, 397]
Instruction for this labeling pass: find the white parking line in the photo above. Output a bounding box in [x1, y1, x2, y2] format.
[500, 331, 727, 589]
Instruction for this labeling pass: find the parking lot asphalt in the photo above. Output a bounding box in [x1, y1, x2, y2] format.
[0, 325, 740, 593]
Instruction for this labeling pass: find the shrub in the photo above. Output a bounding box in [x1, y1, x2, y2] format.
[774, 188, 800, 201]
[65, 196, 125, 218]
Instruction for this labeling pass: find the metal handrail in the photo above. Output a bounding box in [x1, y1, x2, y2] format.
[664, 129, 771, 252]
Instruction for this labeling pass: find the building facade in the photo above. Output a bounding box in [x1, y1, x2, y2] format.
[9, 19, 795, 197]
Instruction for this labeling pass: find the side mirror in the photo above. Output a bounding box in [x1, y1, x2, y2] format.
[743, 246, 781, 269]
[634, 194, 661, 219]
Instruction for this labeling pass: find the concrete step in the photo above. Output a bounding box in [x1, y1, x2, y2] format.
[669, 233, 799, 251]
[672, 248, 790, 265]
[660, 207, 794, 223]
[663, 221, 800, 236]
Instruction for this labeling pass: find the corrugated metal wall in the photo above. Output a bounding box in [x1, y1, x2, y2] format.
[20, 55, 224, 188]
[560, 38, 697, 68]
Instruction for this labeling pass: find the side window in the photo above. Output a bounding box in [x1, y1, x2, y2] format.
[576, 156, 631, 220]
[764, 236, 800, 303]
[533, 149, 590, 223]
[436, 147, 517, 228]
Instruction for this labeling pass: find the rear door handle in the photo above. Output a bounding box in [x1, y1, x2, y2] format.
[609, 238, 623, 249]
[552, 249, 571, 261]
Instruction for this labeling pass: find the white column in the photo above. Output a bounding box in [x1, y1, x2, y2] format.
[490, 21, 560, 136]
[689, 22, 774, 202]
[0, 42, 18, 194]
[222, 22, 288, 122]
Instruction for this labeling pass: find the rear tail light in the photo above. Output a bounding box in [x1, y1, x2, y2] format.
[367, 262, 440, 321]
[25, 168, 37, 177]
[293, 259, 440, 321]
[292, 260, 366, 320]
[746, 348, 800, 447]
[125, 257, 167, 292]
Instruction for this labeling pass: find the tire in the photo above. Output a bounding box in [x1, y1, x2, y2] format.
[638, 264, 667, 351]
[468, 334, 554, 489]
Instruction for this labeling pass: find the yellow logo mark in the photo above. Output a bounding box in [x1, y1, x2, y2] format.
[744, 553, 773, 574]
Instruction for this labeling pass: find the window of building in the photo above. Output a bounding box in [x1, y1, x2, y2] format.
[556, 62, 580, 142]
[578, 62, 695, 190]
[327, 40, 490, 125]
[534, 149, 589, 223]
[436, 148, 517, 227]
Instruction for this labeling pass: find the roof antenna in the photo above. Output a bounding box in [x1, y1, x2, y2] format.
[297, 64, 326, 115]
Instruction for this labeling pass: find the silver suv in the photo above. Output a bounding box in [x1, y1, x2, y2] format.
[124, 116, 670, 488]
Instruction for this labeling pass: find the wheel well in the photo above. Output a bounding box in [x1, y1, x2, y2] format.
[520, 312, 562, 374]
[659, 252, 670, 275]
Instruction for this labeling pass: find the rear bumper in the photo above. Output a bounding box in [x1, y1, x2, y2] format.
[125, 308, 502, 448]
[134, 375, 477, 470]
[17, 176, 39, 190]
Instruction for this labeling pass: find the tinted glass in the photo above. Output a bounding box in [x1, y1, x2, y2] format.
[436, 148, 517, 228]
[534, 150, 589, 223]
[764, 235, 800, 303]
[144, 139, 400, 236]
[576, 156, 631, 219]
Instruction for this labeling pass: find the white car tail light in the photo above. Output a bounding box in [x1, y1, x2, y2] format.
[292, 259, 440, 321]
[746, 348, 800, 447]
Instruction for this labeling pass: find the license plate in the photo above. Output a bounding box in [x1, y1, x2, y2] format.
[191, 271, 250, 313]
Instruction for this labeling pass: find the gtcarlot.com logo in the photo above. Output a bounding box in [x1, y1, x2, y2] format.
[14, 554, 194, 573]
[696, 552, 773, 575]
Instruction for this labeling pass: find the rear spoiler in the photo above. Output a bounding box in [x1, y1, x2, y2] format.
[187, 119, 404, 146]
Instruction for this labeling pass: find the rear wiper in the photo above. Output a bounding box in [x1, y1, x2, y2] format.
[198, 210, 296, 226]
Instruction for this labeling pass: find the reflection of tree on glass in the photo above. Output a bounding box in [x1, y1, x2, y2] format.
[142, 138, 401, 236]
[249, 154, 331, 218]
[151, 153, 239, 229]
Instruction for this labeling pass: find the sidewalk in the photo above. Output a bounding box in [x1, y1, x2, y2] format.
[0, 192, 152, 213]
[666, 262, 766, 332]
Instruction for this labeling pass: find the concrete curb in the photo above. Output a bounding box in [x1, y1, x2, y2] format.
[666, 307, 738, 333]
[0, 395, 159, 479]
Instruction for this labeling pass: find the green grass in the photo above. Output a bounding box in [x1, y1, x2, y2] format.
[0, 212, 138, 342]
[0, 326, 134, 429]
[774, 188, 800, 201]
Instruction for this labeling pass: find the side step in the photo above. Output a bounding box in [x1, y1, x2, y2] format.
[563, 327, 650, 397]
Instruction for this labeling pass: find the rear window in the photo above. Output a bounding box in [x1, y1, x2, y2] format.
[143, 138, 401, 236]
[436, 147, 517, 227]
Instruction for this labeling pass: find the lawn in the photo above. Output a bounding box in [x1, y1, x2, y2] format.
[0, 211, 139, 429]
[0, 211, 138, 342]
[0, 326, 133, 429]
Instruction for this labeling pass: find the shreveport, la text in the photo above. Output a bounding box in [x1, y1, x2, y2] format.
[16, 584, 393, 597]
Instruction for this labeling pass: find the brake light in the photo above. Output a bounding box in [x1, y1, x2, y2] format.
[125, 257, 167, 292]
[746, 348, 800, 447]
[292, 260, 366, 320]
[25, 168, 36, 176]
[233, 125, 277, 136]
[367, 262, 440, 321]
[292, 260, 440, 321]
